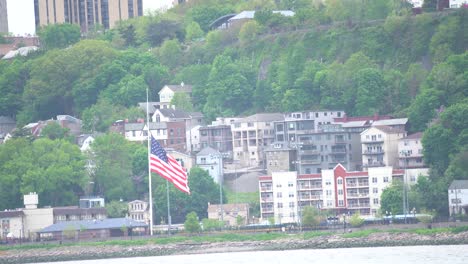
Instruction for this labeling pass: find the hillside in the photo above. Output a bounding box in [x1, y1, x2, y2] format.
[0, 0, 467, 216]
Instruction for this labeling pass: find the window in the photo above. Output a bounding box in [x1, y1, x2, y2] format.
[289, 202, 295, 208]
[288, 182, 294, 187]
[277, 192, 282, 198]
[276, 184, 282, 188]
[372, 177, 377, 183]
[290, 212, 296, 217]
[373, 198, 379, 205]
[373, 188, 378, 194]
[289, 192, 295, 198]
[326, 190, 332, 196]
[338, 200, 344, 206]
[338, 189, 343, 195]
[383, 177, 389, 183]
[248, 122, 254, 127]
[277, 203, 283, 208]
[325, 181, 331, 186]
[337, 179, 343, 185]
[327, 200, 333, 206]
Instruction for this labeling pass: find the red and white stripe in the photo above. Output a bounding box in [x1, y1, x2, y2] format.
[150, 154, 190, 194]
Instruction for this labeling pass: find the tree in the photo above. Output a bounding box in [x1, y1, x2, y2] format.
[185, 21, 204, 42]
[152, 167, 223, 224]
[349, 213, 365, 227]
[40, 122, 72, 141]
[184, 211, 201, 234]
[106, 200, 129, 218]
[90, 133, 137, 201]
[157, 39, 182, 69]
[301, 206, 321, 227]
[380, 181, 404, 215]
[37, 23, 81, 49]
[171, 92, 194, 112]
[239, 21, 260, 47]
[0, 138, 87, 209]
[201, 218, 223, 231]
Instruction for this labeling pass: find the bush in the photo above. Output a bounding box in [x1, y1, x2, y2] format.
[184, 211, 201, 234]
[349, 213, 365, 228]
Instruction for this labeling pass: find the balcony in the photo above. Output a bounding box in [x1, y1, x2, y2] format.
[301, 159, 321, 165]
[363, 150, 384, 155]
[364, 161, 386, 167]
[346, 193, 369, 198]
[297, 184, 322, 190]
[335, 138, 347, 144]
[347, 203, 370, 208]
[346, 181, 369, 188]
[300, 149, 319, 155]
[261, 197, 273, 202]
[261, 207, 274, 213]
[362, 138, 384, 144]
[331, 148, 347, 154]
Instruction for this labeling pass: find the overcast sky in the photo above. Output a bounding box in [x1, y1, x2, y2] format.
[5, 0, 173, 36]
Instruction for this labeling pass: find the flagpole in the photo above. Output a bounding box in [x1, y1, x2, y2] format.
[166, 181, 172, 235]
[146, 88, 154, 236]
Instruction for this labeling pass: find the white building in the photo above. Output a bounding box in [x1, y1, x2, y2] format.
[398, 132, 426, 169]
[449, 0, 468, 8]
[196, 147, 223, 184]
[448, 180, 468, 216]
[259, 164, 428, 223]
[361, 126, 407, 169]
[158, 83, 193, 104]
[128, 200, 150, 223]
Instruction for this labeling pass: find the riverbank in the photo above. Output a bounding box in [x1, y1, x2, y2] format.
[1, 229, 468, 263]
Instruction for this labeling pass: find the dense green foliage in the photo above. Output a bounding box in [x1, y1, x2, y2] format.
[0, 1, 466, 216]
[184, 211, 201, 233]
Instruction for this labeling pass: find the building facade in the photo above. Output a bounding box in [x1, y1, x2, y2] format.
[207, 203, 250, 226]
[128, 200, 149, 223]
[0, 0, 7, 33]
[361, 126, 407, 169]
[199, 124, 233, 156]
[264, 141, 297, 175]
[158, 83, 193, 103]
[196, 147, 223, 184]
[34, 0, 143, 32]
[398, 132, 425, 169]
[259, 165, 428, 224]
[448, 180, 468, 216]
[231, 113, 284, 167]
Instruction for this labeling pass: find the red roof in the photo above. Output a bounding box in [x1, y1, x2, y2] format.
[259, 176, 272, 181]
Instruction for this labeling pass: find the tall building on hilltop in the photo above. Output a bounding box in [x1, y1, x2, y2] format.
[0, 0, 7, 33]
[34, 0, 143, 32]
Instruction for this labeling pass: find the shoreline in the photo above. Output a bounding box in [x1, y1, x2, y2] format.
[1, 231, 468, 263]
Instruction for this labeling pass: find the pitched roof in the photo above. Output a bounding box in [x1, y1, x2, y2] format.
[449, 180, 468, 190]
[38, 218, 147, 233]
[373, 125, 406, 134]
[158, 108, 191, 119]
[237, 113, 284, 123]
[162, 84, 193, 93]
[124, 122, 167, 131]
[372, 118, 408, 127]
[207, 203, 250, 213]
[197, 146, 220, 156]
[402, 132, 423, 140]
[0, 210, 24, 218]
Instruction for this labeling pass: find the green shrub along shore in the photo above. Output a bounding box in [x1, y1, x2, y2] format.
[1, 226, 468, 264]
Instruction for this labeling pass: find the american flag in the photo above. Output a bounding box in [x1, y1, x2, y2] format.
[149, 135, 190, 194]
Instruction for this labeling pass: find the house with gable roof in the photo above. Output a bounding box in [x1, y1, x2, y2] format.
[361, 126, 407, 169]
[158, 83, 193, 104]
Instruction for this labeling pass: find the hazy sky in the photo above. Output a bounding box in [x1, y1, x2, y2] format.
[5, 0, 173, 36]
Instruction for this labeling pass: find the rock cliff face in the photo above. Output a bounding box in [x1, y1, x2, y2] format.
[1, 231, 468, 264]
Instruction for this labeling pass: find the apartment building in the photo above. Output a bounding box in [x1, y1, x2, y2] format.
[448, 180, 468, 216]
[398, 132, 426, 169]
[264, 141, 297, 175]
[232, 113, 284, 167]
[0, 0, 7, 33]
[34, 0, 143, 32]
[361, 126, 407, 169]
[196, 147, 223, 184]
[259, 165, 428, 224]
[199, 124, 233, 156]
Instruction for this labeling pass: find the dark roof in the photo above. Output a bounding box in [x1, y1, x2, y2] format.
[38, 218, 147, 233]
[402, 132, 423, 140]
[449, 180, 468, 190]
[163, 84, 193, 93]
[0, 210, 24, 218]
[0, 116, 15, 124]
[158, 108, 190, 119]
[197, 147, 220, 156]
[53, 206, 107, 216]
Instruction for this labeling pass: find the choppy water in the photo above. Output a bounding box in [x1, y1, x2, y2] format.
[42, 245, 468, 264]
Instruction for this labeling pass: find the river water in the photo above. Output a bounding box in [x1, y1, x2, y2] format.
[42, 245, 468, 264]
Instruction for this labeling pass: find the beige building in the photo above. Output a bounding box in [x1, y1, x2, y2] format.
[128, 200, 150, 223]
[34, 0, 143, 32]
[207, 203, 250, 226]
[361, 126, 406, 169]
[398, 132, 426, 169]
[231, 113, 284, 167]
